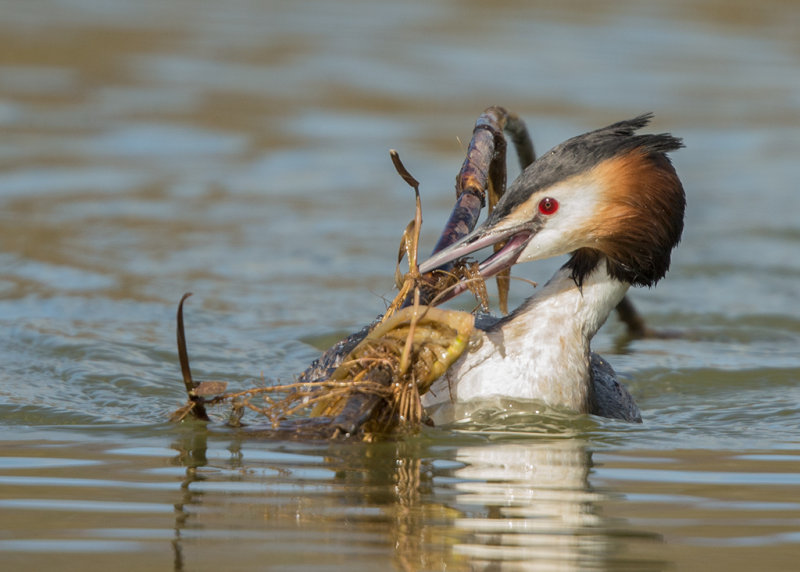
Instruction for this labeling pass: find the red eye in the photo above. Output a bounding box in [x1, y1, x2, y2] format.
[538, 197, 559, 215]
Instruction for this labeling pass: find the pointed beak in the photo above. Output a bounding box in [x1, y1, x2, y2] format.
[418, 222, 534, 279]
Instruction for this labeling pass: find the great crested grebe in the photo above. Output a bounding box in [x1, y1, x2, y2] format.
[417, 114, 685, 423]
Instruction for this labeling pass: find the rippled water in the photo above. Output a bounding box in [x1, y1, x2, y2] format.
[1, 0, 799, 570]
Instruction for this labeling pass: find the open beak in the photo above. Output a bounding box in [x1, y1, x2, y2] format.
[418, 222, 534, 279]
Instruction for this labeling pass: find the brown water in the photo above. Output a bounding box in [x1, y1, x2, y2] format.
[1, 0, 800, 570]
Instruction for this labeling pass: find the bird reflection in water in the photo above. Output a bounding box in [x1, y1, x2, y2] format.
[168, 426, 665, 571]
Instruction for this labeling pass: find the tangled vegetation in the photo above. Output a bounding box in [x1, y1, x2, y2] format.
[170, 107, 533, 439]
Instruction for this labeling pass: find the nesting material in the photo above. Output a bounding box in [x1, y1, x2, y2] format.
[170, 107, 533, 439]
[170, 152, 483, 439]
[170, 283, 477, 439]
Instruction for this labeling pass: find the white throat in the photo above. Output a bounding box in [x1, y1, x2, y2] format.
[423, 258, 630, 421]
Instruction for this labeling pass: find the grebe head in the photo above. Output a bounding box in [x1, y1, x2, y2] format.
[419, 114, 685, 287]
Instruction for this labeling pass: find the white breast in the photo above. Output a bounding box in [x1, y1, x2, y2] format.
[422, 262, 629, 424]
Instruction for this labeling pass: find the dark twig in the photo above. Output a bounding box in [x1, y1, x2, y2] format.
[403, 106, 538, 312]
[503, 111, 536, 169]
[175, 293, 209, 422]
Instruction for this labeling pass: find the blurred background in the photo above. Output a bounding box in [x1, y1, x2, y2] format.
[1, 1, 799, 570]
